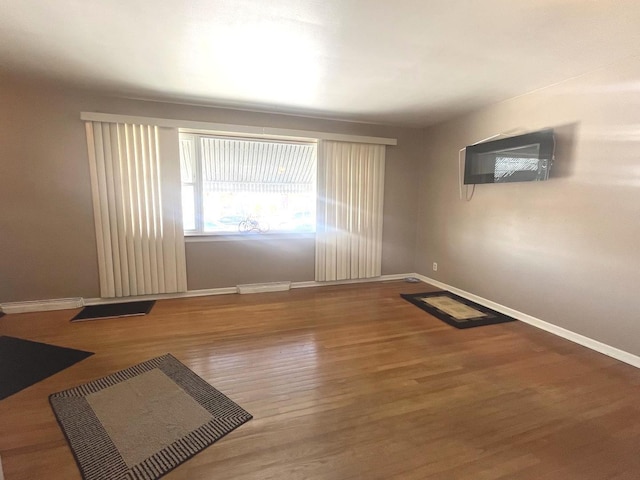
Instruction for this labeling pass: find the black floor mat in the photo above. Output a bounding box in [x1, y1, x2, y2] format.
[71, 300, 155, 322]
[0, 336, 93, 400]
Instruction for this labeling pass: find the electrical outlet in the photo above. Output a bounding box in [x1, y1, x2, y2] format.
[433, 262, 438, 271]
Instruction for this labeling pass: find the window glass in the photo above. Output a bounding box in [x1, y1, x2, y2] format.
[180, 134, 316, 235]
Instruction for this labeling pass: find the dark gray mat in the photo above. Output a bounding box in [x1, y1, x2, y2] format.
[71, 300, 155, 322]
[0, 336, 93, 400]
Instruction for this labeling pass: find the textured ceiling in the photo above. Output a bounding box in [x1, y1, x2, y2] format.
[2, 0, 640, 126]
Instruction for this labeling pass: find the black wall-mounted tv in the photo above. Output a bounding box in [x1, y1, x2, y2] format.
[464, 129, 554, 184]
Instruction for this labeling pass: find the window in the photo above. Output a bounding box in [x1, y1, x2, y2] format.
[179, 133, 317, 235]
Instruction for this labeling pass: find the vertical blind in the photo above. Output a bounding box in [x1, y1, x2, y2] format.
[85, 121, 187, 298]
[315, 140, 386, 281]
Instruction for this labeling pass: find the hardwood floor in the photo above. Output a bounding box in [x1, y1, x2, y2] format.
[1, 281, 639, 479]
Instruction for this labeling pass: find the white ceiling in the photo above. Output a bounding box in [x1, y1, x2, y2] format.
[2, 0, 640, 127]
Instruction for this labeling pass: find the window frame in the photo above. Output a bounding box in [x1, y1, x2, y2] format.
[180, 132, 318, 237]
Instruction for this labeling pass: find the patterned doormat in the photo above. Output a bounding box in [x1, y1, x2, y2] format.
[401, 291, 516, 329]
[50, 354, 252, 480]
[0, 336, 93, 400]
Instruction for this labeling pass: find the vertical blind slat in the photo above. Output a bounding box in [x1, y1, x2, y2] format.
[138, 125, 152, 293]
[128, 125, 143, 294]
[145, 126, 159, 294]
[86, 124, 110, 297]
[104, 125, 123, 297]
[110, 124, 128, 296]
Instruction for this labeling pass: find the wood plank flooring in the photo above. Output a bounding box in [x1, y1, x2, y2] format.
[1, 281, 639, 479]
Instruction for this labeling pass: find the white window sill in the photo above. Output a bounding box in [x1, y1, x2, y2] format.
[185, 232, 316, 243]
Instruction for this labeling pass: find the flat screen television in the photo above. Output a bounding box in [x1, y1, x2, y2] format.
[464, 129, 554, 184]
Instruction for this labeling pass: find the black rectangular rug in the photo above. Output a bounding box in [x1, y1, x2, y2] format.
[71, 300, 155, 322]
[50, 354, 252, 480]
[401, 291, 516, 329]
[0, 336, 93, 400]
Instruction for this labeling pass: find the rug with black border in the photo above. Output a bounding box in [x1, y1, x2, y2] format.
[0, 336, 93, 400]
[400, 291, 516, 329]
[71, 300, 155, 322]
[50, 353, 252, 480]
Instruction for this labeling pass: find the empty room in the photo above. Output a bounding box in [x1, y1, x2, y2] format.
[1, 1, 640, 479]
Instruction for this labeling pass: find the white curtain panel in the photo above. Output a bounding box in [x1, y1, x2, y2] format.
[316, 140, 386, 281]
[85, 121, 187, 298]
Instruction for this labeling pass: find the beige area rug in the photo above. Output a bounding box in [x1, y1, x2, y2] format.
[50, 354, 252, 480]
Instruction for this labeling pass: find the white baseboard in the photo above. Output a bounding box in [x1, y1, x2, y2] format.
[83, 287, 237, 305]
[414, 274, 640, 369]
[2, 274, 415, 313]
[292, 273, 411, 289]
[0, 297, 83, 314]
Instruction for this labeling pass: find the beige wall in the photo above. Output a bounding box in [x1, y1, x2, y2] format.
[186, 237, 315, 290]
[416, 58, 640, 355]
[0, 74, 422, 302]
